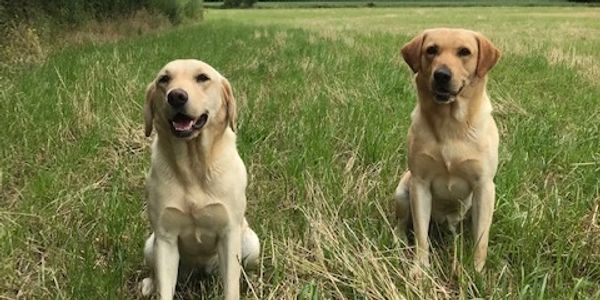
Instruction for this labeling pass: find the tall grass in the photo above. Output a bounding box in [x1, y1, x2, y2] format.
[1, 7, 599, 299]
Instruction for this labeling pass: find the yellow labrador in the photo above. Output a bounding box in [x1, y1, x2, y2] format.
[394, 28, 501, 274]
[140, 59, 260, 300]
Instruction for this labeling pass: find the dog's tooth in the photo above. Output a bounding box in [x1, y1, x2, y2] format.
[173, 119, 194, 131]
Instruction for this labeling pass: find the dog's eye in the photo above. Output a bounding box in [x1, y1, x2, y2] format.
[158, 74, 170, 84]
[458, 47, 471, 57]
[425, 46, 438, 56]
[196, 73, 210, 83]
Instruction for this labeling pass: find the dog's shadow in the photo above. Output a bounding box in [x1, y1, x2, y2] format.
[173, 268, 255, 300]
[402, 220, 475, 254]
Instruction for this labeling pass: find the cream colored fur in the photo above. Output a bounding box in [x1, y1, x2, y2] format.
[140, 59, 259, 300]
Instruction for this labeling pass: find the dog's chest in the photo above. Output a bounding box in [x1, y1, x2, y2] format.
[170, 183, 230, 230]
[422, 141, 479, 203]
[177, 200, 228, 257]
[186, 195, 229, 230]
[440, 141, 477, 172]
[151, 180, 231, 233]
[415, 138, 484, 187]
[157, 191, 230, 257]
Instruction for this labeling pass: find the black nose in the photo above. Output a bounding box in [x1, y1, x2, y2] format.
[167, 89, 188, 108]
[433, 67, 452, 84]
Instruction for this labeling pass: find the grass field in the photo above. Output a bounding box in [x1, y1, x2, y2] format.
[203, 0, 581, 9]
[1, 6, 600, 299]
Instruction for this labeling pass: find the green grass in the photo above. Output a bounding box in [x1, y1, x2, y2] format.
[1, 6, 600, 299]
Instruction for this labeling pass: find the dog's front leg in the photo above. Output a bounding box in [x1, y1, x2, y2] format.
[409, 177, 432, 277]
[154, 235, 179, 300]
[471, 179, 495, 272]
[219, 224, 243, 300]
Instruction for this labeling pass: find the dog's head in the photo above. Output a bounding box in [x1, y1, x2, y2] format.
[144, 59, 236, 139]
[401, 28, 500, 104]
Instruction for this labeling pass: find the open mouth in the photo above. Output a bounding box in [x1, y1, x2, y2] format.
[433, 84, 464, 103]
[434, 89, 453, 102]
[170, 112, 209, 137]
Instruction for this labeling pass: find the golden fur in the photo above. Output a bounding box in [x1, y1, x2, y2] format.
[394, 28, 501, 276]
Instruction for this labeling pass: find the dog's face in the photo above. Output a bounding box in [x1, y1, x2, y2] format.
[401, 28, 500, 104]
[144, 59, 236, 139]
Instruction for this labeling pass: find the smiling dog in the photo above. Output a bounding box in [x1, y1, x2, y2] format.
[140, 59, 260, 300]
[393, 28, 501, 274]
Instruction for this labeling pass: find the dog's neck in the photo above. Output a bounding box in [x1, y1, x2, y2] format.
[155, 123, 235, 185]
[416, 76, 491, 141]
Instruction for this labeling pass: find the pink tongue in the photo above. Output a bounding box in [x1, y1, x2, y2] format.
[173, 119, 194, 131]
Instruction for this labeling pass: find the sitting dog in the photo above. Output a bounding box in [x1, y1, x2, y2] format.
[394, 28, 501, 274]
[140, 59, 260, 300]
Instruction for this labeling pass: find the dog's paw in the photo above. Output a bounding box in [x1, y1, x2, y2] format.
[140, 277, 154, 297]
[409, 264, 424, 281]
[474, 259, 485, 273]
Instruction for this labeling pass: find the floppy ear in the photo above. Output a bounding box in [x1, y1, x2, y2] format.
[475, 33, 501, 78]
[221, 78, 237, 131]
[144, 82, 156, 137]
[401, 33, 425, 73]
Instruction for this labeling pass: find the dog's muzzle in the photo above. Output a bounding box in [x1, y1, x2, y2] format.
[432, 67, 462, 103]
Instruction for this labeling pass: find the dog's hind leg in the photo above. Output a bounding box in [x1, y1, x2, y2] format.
[242, 224, 260, 270]
[394, 171, 412, 243]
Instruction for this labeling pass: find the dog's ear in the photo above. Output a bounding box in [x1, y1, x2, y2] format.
[221, 77, 237, 131]
[144, 82, 156, 137]
[401, 33, 425, 73]
[475, 33, 501, 78]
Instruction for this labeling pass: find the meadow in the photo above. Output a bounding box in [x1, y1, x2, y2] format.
[1, 6, 599, 299]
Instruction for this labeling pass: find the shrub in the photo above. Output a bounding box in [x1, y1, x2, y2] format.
[0, 0, 203, 26]
[0, 0, 202, 70]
